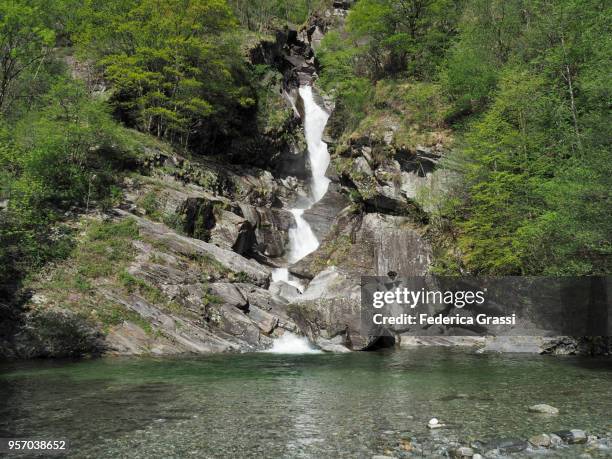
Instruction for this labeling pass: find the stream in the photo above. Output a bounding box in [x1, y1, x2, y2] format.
[0, 349, 610, 458]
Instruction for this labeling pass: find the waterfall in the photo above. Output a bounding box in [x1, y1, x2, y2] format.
[300, 85, 331, 203]
[268, 85, 331, 353]
[271, 85, 331, 285]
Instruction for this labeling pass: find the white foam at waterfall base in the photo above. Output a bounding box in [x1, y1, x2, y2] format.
[265, 333, 322, 354]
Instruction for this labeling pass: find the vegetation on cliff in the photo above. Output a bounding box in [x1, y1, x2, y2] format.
[0, 0, 294, 300]
[0, 0, 609, 318]
[317, 0, 611, 276]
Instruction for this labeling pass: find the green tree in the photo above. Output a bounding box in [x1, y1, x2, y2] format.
[437, 0, 611, 275]
[228, 0, 319, 31]
[75, 0, 255, 149]
[0, 0, 55, 113]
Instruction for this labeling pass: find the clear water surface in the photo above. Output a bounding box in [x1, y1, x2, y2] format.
[0, 349, 610, 458]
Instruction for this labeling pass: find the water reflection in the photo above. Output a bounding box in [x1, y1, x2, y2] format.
[0, 349, 610, 458]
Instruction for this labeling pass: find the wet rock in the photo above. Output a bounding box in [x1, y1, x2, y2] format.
[555, 429, 587, 444]
[239, 204, 293, 258]
[287, 267, 369, 349]
[528, 434, 551, 447]
[233, 283, 297, 333]
[302, 184, 350, 241]
[529, 404, 559, 415]
[480, 336, 559, 353]
[246, 305, 279, 335]
[314, 335, 351, 352]
[549, 433, 563, 447]
[450, 446, 474, 458]
[208, 283, 248, 311]
[269, 280, 302, 299]
[483, 438, 528, 454]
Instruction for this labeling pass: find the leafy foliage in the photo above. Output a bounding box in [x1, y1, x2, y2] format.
[228, 0, 331, 31]
[0, 0, 55, 114]
[75, 0, 255, 149]
[0, 78, 134, 293]
[319, 0, 611, 275]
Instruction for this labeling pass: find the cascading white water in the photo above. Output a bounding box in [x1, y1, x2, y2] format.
[300, 85, 331, 203]
[281, 85, 331, 266]
[268, 85, 331, 353]
[287, 208, 318, 263]
[271, 267, 304, 292]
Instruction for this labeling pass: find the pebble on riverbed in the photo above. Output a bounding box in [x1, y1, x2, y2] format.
[427, 417, 446, 429]
[385, 426, 610, 459]
[450, 446, 474, 458]
[528, 403, 559, 415]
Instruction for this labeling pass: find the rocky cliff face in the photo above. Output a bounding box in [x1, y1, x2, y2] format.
[3, 1, 594, 360]
[1, 0, 443, 358]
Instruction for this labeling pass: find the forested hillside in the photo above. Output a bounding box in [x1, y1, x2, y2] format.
[0, 0, 323, 299]
[317, 0, 611, 275]
[1, 0, 610, 318]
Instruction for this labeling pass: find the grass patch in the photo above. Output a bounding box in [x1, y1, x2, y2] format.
[26, 218, 156, 333]
[310, 234, 353, 272]
[187, 252, 231, 279]
[118, 270, 182, 313]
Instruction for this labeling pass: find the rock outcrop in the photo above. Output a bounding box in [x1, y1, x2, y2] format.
[98, 210, 299, 354]
[287, 213, 433, 350]
[334, 136, 450, 217]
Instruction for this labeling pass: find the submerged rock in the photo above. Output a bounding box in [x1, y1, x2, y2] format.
[483, 438, 528, 454]
[528, 434, 552, 447]
[529, 404, 559, 415]
[450, 446, 474, 458]
[556, 429, 588, 444]
[549, 433, 563, 447]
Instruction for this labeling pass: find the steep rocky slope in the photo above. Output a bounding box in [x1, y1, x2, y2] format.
[2, 2, 370, 358]
[3, 0, 599, 359]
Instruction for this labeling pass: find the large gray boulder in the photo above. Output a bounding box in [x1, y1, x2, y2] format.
[302, 183, 350, 241]
[238, 204, 294, 258]
[122, 211, 271, 287]
[291, 212, 432, 280]
[288, 213, 433, 350]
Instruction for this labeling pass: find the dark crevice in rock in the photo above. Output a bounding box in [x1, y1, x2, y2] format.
[363, 334, 396, 351]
